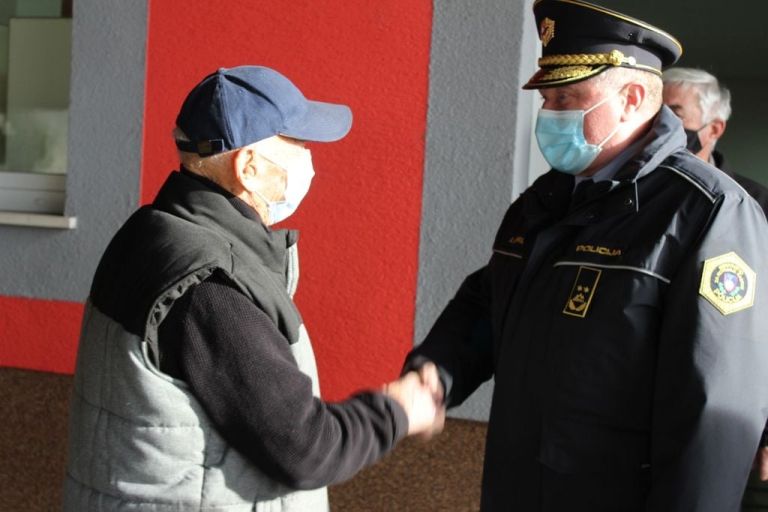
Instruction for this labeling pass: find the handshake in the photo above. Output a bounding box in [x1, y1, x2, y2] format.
[383, 362, 446, 439]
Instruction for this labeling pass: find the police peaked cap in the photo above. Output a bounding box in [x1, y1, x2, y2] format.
[523, 0, 683, 89]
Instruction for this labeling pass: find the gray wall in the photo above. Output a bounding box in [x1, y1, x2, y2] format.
[0, 0, 146, 301]
[415, 0, 538, 421]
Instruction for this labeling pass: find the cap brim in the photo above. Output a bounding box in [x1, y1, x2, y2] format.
[281, 100, 352, 142]
[522, 64, 609, 90]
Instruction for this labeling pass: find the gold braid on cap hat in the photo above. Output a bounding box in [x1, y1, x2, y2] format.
[539, 49, 636, 68]
[537, 65, 599, 82]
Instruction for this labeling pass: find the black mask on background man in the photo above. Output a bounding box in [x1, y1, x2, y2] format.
[684, 126, 704, 154]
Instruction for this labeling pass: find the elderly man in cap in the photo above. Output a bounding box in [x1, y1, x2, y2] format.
[63, 65, 443, 511]
[662, 67, 768, 217]
[405, 1, 768, 510]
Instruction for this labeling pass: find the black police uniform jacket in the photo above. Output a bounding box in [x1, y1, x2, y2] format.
[407, 107, 768, 512]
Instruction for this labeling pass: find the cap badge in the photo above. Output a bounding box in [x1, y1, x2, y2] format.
[540, 17, 555, 47]
[699, 252, 756, 315]
[563, 266, 601, 318]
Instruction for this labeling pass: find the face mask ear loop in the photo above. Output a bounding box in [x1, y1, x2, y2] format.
[584, 87, 625, 150]
[695, 122, 710, 134]
[597, 120, 623, 149]
[252, 188, 271, 207]
[583, 88, 619, 115]
[249, 189, 273, 224]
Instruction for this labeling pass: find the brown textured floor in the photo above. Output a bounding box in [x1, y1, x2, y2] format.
[0, 367, 486, 512]
[1, 367, 72, 512]
[328, 420, 486, 511]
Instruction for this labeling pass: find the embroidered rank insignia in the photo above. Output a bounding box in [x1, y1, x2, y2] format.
[563, 266, 601, 318]
[540, 17, 555, 47]
[699, 252, 756, 315]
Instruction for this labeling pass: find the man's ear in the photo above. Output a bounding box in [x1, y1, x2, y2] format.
[706, 118, 726, 143]
[233, 146, 260, 192]
[622, 82, 646, 120]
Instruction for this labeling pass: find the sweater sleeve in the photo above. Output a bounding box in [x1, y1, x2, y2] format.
[157, 271, 409, 490]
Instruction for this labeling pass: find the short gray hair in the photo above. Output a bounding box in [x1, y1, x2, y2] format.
[172, 127, 234, 177]
[596, 67, 663, 115]
[662, 67, 732, 123]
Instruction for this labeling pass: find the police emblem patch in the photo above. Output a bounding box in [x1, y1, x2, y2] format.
[563, 266, 601, 318]
[699, 252, 756, 315]
[540, 17, 555, 47]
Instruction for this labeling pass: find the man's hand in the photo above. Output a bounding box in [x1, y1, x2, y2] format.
[414, 362, 446, 439]
[384, 363, 445, 439]
[753, 447, 768, 481]
[416, 362, 444, 403]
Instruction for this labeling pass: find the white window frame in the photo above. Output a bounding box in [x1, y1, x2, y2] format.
[0, 172, 75, 228]
[0, 11, 76, 229]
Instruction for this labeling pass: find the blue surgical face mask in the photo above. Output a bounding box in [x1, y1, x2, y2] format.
[535, 91, 623, 175]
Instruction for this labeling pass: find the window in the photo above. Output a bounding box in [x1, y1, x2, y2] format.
[0, 1, 74, 227]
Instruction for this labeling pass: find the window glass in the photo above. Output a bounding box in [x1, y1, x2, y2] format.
[0, 0, 72, 175]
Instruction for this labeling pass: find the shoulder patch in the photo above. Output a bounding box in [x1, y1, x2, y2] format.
[699, 252, 756, 315]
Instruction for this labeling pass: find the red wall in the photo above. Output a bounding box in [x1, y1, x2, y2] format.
[0, 296, 82, 373]
[142, 2, 433, 400]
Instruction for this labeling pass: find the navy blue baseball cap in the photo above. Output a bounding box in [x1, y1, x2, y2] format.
[175, 66, 352, 156]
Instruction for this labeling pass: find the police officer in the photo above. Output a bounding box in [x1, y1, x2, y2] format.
[405, 1, 768, 510]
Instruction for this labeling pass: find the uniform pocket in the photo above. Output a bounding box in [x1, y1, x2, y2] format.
[543, 257, 667, 451]
[539, 416, 651, 475]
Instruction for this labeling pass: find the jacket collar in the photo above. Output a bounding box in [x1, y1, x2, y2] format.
[152, 170, 298, 275]
[711, 150, 733, 177]
[613, 105, 687, 182]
